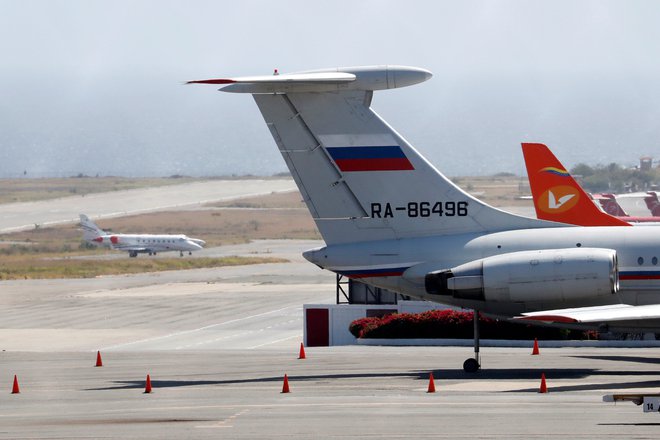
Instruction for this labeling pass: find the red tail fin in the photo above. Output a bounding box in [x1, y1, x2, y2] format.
[594, 193, 629, 217]
[644, 192, 660, 216]
[521, 143, 630, 227]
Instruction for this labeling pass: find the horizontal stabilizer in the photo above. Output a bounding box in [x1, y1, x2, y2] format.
[188, 65, 432, 93]
[187, 72, 355, 85]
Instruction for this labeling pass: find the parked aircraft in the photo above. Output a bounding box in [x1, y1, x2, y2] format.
[79, 214, 205, 257]
[189, 66, 660, 372]
[644, 192, 660, 216]
[522, 143, 660, 224]
[594, 193, 660, 223]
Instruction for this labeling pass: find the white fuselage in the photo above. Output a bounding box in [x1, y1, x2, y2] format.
[304, 225, 660, 316]
[92, 233, 204, 254]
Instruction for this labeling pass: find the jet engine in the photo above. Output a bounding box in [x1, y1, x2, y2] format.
[425, 248, 618, 303]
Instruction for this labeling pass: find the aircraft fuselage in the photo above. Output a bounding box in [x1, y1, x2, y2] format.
[304, 225, 660, 316]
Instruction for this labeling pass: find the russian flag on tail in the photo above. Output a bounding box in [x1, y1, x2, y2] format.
[326, 146, 414, 172]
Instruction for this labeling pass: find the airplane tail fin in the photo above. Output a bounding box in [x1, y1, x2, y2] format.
[644, 192, 660, 216]
[190, 66, 559, 245]
[521, 143, 630, 227]
[79, 214, 105, 240]
[593, 193, 629, 217]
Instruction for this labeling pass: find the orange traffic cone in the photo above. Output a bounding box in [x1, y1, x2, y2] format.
[95, 351, 103, 367]
[539, 373, 547, 393]
[144, 374, 152, 394]
[298, 343, 306, 360]
[532, 338, 540, 355]
[11, 375, 20, 394]
[427, 372, 436, 393]
[281, 374, 290, 393]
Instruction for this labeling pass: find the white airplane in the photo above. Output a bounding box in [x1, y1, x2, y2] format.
[79, 214, 205, 258]
[189, 65, 660, 372]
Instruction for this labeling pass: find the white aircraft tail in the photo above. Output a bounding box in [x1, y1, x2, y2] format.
[190, 66, 559, 244]
[79, 214, 105, 240]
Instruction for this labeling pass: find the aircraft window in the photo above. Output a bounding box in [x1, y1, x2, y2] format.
[638, 257, 644, 265]
[576, 243, 582, 247]
[497, 245, 501, 249]
[653, 257, 658, 266]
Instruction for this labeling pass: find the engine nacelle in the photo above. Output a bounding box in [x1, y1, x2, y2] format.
[425, 248, 618, 303]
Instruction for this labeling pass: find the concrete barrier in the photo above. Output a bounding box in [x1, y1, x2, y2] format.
[303, 301, 449, 346]
[303, 301, 660, 347]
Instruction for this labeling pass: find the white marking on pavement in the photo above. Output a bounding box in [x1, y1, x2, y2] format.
[101, 305, 299, 350]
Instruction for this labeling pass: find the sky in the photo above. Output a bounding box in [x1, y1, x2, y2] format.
[2, 0, 660, 177]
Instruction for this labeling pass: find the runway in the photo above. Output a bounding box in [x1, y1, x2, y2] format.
[1, 239, 660, 438]
[0, 178, 296, 232]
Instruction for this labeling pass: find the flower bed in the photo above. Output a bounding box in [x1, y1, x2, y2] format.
[349, 310, 597, 340]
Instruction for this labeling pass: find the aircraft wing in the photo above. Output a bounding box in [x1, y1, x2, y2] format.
[517, 303, 660, 331]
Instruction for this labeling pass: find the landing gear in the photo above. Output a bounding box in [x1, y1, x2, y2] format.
[180, 251, 184, 257]
[129, 250, 138, 258]
[463, 309, 481, 373]
[188, 251, 192, 255]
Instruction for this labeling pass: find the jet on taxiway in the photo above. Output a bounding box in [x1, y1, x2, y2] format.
[79, 214, 205, 257]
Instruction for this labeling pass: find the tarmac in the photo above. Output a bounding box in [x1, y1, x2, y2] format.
[1, 181, 659, 438]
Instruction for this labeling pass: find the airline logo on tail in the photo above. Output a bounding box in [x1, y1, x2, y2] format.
[538, 186, 579, 213]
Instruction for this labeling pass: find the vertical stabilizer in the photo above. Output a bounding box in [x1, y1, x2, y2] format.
[190, 66, 560, 245]
[79, 214, 105, 241]
[522, 143, 630, 227]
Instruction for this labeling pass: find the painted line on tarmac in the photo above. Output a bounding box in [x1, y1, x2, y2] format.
[101, 305, 299, 350]
[247, 334, 301, 349]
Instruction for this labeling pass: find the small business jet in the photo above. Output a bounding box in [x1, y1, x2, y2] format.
[189, 65, 660, 372]
[79, 214, 205, 257]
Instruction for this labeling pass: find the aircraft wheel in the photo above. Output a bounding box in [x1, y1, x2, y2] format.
[189, 251, 192, 255]
[463, 358, 480, 373]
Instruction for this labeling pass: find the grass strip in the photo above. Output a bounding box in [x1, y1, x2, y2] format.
[0, 256, 287, 280]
